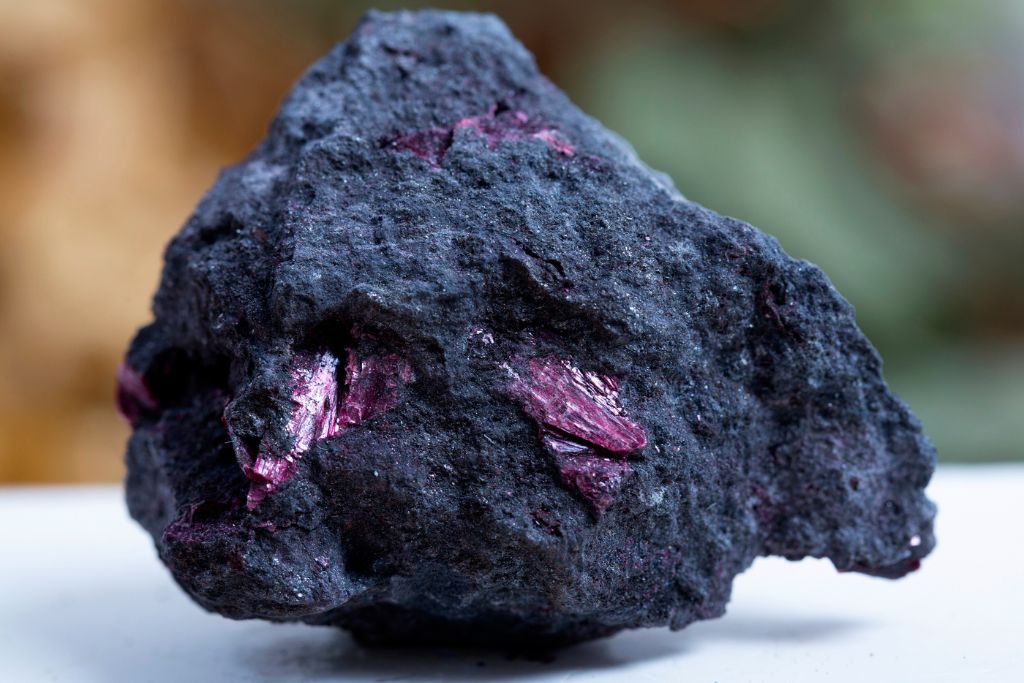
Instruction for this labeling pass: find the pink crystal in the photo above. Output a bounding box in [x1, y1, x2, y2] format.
[244, 455, 298, 508]
[529, 128, 575, 157]
[239, 348, 413, 508]
[241, 350, 339, 508]
[389, 127, 452, 167]
[508, 355, 646, 512]
[338, 350, 414, 427]
[286, 350, 341, 450]
[556, 454, 631, 515]
[509, 356, 646, 454]
[388, 106, 574, 167]
[115, 360, 159, 425]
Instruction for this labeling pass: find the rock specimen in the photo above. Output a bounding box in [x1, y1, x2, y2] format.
[121, 9, 936, 647]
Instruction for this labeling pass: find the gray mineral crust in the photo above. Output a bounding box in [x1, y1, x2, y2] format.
[120, 9, 936, 647]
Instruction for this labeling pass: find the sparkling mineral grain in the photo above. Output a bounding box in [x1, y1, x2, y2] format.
[121, 9, 936, 647]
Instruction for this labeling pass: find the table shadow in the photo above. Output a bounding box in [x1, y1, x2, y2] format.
[242, 610, 862, 681]
[9, 576, 861, 682]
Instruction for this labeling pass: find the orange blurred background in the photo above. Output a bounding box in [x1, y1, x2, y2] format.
[1, 0, 1021, 482]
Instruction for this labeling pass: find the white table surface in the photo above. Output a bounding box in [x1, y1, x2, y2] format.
[1, 465, 1021, 682]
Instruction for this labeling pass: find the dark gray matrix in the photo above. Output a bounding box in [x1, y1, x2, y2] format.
[120, 10, 936, 647]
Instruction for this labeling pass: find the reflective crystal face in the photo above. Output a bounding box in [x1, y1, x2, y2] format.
[227, 347, 415, 509]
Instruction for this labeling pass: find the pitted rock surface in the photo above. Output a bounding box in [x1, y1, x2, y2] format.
[121, 9, 936, 647]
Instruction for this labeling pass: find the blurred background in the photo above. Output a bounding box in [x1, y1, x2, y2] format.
[0, 0, 1021, 483]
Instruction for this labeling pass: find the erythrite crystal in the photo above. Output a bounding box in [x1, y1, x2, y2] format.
[507, 355, 645, 513]
[235, 347, 413, 508]
[235, 350, 340, 508]
[508, 355, 647, 454]
[336, 350, 414, 428]
[388, 104, 574, 167]
[115, 362, 158, 426]
[122, 10, 936, 648]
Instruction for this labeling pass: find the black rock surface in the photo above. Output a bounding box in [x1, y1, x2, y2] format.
[121, 9, 936, 647]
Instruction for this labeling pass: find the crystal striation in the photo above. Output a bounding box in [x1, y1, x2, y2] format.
[121, 9, 937, 648]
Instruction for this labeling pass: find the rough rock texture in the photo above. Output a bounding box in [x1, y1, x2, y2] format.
[121, 9, 936, 648]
